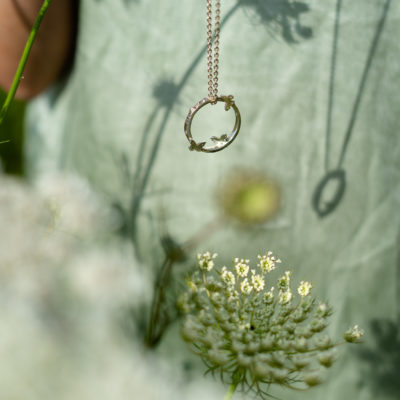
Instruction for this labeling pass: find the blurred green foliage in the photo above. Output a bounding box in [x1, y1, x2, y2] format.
[0, 89, 26, 175]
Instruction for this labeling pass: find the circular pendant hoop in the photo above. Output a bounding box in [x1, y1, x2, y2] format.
[184, 95, 241, 153]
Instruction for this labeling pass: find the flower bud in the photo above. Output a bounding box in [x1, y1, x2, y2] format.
[314, 335, 332, 350]
[276, 339, 290, 351]
[260, 336, 275, 351]
[237, 353, 252, 367]
[232, 340, 246, 353]
[198, 310, 214, 327]
[182, 317, 203, 342]
[300, 296, 314, 312]
[303, 371, 324, 387]
[208, 349, 230, 366]
[243, 332, 255, 344]
[293, 338, 308, 352]
[285, 322, 296, 334]
[291, 309, 307, 323]
[271, 368, 289, 383]
[318, 349, 338, 368]
[344, 325, 364, 343]
[295, 325, 314, 338]
[310, 318, 327, 333]
[214, 307, 229, 323]
[253, 362, 271, 380]
[316, 302, 332, 317]
[292, 356, 310, 369]
[246, 341, 260, 353]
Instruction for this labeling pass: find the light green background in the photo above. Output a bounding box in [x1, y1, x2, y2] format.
[26, 1, 400, 399]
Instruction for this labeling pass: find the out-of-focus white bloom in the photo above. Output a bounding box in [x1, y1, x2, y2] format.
[197, 252, 217, 271]
[0, 175, 222, 400]
[68, 247, 149, 307]
[35, 173, 118, 236]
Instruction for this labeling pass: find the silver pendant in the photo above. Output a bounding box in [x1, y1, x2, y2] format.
[184, 95, 241, 153]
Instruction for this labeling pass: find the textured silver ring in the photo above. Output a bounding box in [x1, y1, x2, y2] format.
[184, 95, 241, 153]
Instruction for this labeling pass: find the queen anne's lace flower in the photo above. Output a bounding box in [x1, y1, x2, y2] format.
[179, 251, 363, 398]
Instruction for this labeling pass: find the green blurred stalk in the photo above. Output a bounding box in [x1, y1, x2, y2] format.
[0, 90, 25, 174]
[0, 0, 53, 126]
[224, 381, 238, 400]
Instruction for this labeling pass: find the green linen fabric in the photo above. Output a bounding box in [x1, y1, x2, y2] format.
[26, 1, 400, 399]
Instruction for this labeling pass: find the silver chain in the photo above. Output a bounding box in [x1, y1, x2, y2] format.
[207, 0, 221, 103]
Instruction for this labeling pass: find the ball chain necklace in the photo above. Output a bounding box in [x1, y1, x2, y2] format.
[184, 0, 241, 153]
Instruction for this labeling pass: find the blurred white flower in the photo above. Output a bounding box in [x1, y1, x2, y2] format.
[197, 251, 217, 271]
[0, 175, 221, 400]
[36, 173, 115, 236]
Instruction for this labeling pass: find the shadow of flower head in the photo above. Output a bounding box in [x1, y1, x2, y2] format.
[152, 79, 180, 108]
[123, 0, 140, 6]
[239, 0, 313, 43]
[356, 319, 400, 398]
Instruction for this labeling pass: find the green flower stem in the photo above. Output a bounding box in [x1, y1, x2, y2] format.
[145, 257, 174, 347]
[0, 0, 53, 126]
[224, 381, 239, 400]
[146, 217, 225, 347]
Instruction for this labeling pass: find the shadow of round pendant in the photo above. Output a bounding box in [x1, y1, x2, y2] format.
[312, 169, 346, 217]
[184, 95, 241, 153]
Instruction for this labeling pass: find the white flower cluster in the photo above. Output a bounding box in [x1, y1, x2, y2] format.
[221, 266, 235, 286]
[298, 280, 313, 297]
[234, 258, 250, 277]
[251, 270, 265, 292]
[0, 175, 222, 400]
[197, 252, 218, 271]
[240, 278, 253, 295]
[180, 250, 363, 396]
[257, 251, 281, 273]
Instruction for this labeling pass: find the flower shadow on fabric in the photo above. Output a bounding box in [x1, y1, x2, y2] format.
[240, 0, 313, 43]
[114, 0, 314, 254]
[356, 319, 400, 399]
[110, 0, 315, 347]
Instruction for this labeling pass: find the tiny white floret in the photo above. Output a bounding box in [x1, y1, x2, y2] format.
[297, 281, 312, 297]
